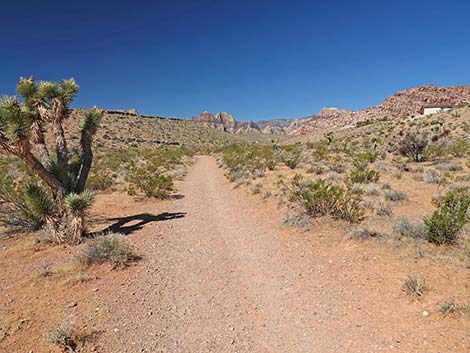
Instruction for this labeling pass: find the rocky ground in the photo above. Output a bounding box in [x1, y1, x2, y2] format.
[1, 156, 469, 352]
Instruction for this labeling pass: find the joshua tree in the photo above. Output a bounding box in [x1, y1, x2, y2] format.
[0, 76, 102, 244]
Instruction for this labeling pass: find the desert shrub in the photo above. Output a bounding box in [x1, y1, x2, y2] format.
[325, 170, 340, 181]
[48, 316, 78, 351]
[308, 140, 329, 160]
[448, 138, 470, 157]
[328, 161, 346, 174]
[424, 187, 470, 244]
[394, 218, 426, 239]
[364, 185, 379, 196]
[288, 175, 364, 222]
[282, 210, 312, 227]
[402, 275, 428, 299]
[384, 189, 407, 202]
[86, 171, 113, 191]
[127, 165, 173, 198]
[398, 132, 428, 162]
[217, 143, 275, 179]
[439, 300, 470, 316]
[266, 159, 276, 171]
[78, 233, 137, 268]
[351, 227, 385, 240]
[307, 165, 324, 175]
[349, 166, 380, 184]
[376, 202, 393, 216]
[422, 169, 442, 184]
[424, 143, 447, 160]
[436, 162, 463, 172]
[0, 168, 44, 233]
[281, 147, 301, 169]
[250, 182, 262, 194]
[349, 153, 380, 183]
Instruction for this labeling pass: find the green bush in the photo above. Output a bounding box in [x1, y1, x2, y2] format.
[448, 139, 470, 157]
[349, 154, 380, 183]
[281, 148, 301, 169]
[127, 167, 173, 198]
[350, 168, 380, 184]
[289, 175, 364, 222]
[424, 187, 470, 244]
[0, 168, 44, 233]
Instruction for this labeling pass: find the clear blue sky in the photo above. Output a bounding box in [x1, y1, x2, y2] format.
[1, 0, 469, 120]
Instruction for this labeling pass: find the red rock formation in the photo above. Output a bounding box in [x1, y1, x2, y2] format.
[289, 85, 470, 135]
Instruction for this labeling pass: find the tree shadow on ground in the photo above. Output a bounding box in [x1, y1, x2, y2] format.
[94, 212, 186, 236]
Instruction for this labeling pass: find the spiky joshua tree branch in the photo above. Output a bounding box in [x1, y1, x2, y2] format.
[0, 76, 103, 244]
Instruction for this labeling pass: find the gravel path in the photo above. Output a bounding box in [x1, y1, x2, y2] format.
[102, 156, 469, 353]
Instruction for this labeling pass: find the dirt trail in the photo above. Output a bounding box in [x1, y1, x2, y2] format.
[102, 156, 469, 353]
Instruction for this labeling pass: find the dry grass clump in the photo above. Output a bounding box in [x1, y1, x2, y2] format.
[48, 316, 79, 351]
[438, 300, 470, 317]
[402, 274, 428, 299]
[376, 202, 393, 216]
[78, 233, 138, 269]
[351, 227, 386, 240]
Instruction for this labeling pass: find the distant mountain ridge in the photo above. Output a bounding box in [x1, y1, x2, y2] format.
[186, 85, 470, 135]
[191, 111, 261, 134]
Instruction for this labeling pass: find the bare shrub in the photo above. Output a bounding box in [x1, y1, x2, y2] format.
[402, 275, 428, 299]
[439, 300, 470, 317]
[398, 132, 428, 162]
[48, 316, 78, 351]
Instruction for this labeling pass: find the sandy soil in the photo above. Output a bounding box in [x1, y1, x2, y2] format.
[1, 156, 469, 352]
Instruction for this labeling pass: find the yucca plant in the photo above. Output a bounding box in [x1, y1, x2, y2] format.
[65, 191, 94, 244]
[0, 76, 103, 244]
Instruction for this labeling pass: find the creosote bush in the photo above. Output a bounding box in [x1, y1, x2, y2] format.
[288, 175, 364, 223]
[127, 168, 173, 198]
[78, 233, 137, 269]
[349, 155, 380, 184]
[281, 146, 301, 169]
[424, 187, 470, 245]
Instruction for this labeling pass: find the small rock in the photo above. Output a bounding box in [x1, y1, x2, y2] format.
[422, 310, 430, 317]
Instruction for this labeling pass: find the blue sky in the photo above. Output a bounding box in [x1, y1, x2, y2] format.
[1, 0, 469, 120]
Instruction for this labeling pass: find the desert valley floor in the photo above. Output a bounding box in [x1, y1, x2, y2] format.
[2, 156, 468, 352]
